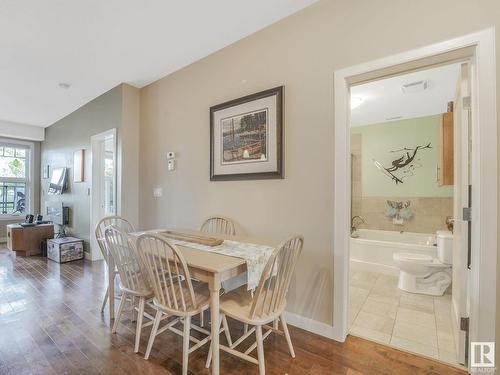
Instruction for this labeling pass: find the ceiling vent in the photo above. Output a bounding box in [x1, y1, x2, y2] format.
[401, 80, 428, 94]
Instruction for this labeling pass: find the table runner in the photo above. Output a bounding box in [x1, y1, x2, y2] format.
[169, 239, 275, 290]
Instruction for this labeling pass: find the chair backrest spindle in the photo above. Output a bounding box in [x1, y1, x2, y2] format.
[249, 235, 303, 319]
[104, 225, 148, 294]
[136, 234, 198, 314]
[200, 216, 236, 236]
[95, 216, 134, 263]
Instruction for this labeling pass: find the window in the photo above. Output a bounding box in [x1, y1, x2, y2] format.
[0, 142, 31, 216]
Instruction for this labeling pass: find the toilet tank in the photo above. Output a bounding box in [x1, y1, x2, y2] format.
[436, 230, 453, 264]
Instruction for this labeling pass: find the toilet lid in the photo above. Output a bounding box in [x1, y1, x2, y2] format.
[394, 252, 433, 263]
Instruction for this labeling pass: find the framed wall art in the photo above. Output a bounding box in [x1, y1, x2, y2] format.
[210, 86, 284, 181]
[73, 149, 84, 182]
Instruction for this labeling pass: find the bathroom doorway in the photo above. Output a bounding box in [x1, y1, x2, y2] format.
[333, 30, 497, 374]
[347, 62, 465, 367]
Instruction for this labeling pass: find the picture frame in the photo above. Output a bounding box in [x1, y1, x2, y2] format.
[210, 86, 284, 181]
[73, 149, 84, 182]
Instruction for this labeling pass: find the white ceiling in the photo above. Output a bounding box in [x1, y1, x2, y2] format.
[350, 63, 461, 127]
[0, 0, 318, 128]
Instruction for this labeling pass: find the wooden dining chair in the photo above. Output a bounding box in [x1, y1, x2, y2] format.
[95, 216, 135, 313]
[199, 216, 237, 326]
[136, 233, 232, 375]
[206, 235, 304, 375]
[200, 216, 236, 236]
[104, 225, 154, 353]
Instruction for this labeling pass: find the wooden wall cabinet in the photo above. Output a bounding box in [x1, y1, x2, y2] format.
[438, 112, 454, 186]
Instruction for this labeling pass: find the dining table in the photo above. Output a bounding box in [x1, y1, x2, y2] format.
[106, 228, 279, 375]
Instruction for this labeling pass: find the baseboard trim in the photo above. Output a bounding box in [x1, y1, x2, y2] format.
[283, 311, 343, 342]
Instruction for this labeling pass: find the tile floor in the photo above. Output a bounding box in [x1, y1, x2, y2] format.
[349, 269, 461, 367]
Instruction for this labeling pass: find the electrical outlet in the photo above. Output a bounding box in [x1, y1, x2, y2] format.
[393, 217, 404, 225]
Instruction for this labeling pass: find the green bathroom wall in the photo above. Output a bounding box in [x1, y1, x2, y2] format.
[351, 115, 454, 198]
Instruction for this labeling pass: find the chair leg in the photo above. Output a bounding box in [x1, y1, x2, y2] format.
[255, 325, 265, 375]
[182, 315, 191, 375]
[200, 310, 204, 327]
[134, 297, 146, 353]
[100, 286, 109, 312]
[280, 314, 295, 358]
[221, 314, 232, 346]
[112, 293, 127, 333]
[144, 310, 162, 360]
[205, 315, 222, 369]
[205, 341, 213, 369]
[131, 296, 137, 322]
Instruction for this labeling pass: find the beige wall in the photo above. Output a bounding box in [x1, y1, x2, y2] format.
[42, 86, 122, 251]
[138, 0, 500, 362]
[119, 84, 141, 229]
[41, 84, 140, 253]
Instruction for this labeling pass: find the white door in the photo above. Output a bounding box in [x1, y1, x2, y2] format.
[452, 62, 472, 365]
[90, 129, 117, 260]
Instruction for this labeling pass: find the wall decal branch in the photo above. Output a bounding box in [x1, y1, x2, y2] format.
[373, 142, 432, 184]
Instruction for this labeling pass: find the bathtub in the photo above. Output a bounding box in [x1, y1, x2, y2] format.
[350, 229, 437, 275]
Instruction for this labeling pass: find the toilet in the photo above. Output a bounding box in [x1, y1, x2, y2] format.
[393, 231, 453, 296]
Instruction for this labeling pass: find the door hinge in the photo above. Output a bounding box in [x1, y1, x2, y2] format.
[460, 317, 470, 332]
[463, 96, 471, 110]
[463, 207, 472, 221]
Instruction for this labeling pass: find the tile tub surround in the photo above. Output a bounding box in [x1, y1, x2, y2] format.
[349, 269, 462, 368]
[352, 196, 453, 234]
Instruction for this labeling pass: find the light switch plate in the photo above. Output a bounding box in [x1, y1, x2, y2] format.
[153, 187, 163, 198]
[167, 159, 175, 171]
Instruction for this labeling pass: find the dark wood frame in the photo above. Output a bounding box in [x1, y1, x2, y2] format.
[210, 86, 284, 181]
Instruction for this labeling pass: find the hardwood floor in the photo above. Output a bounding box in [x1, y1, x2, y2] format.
[0, 247, 466, 375]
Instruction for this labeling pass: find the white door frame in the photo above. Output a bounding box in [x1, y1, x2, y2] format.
[89, 128, 117, 261]
[333, 28, 497, 364]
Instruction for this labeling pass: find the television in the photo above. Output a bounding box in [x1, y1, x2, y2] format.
[48, 167, 68, 195]
[46, 202, 69, 226]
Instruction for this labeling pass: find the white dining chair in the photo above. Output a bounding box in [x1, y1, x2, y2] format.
[200, 216, 236, 236]
[104, 225, 154, 353]
[95, 216, 135, 313]
[136, 233, 232, 375]
[206, 235, 304, 375]
[199, 216, 239, 326]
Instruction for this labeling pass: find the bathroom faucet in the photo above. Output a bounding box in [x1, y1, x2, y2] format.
[351, 215, 366, 236]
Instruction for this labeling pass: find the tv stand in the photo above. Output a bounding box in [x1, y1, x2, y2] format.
[55, 225, 67, 238]
[7, 223, 55, 256]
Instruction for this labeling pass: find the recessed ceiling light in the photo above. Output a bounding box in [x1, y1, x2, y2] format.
[350, 96, 364, 110]
[58, 82, 71, 89]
